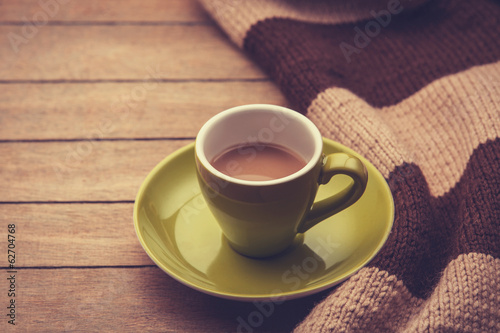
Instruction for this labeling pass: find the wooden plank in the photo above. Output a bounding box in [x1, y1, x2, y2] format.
[4, 266, 327, 332]
[0, 82, 288, 140]
[0, 203, 151, 267]
[0, 25, 265, 80]
[0, 0, 210, 23]
[0, 140, 191, 202]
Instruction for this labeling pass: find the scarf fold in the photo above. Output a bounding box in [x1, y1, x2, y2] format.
[198, 0, 500, 331]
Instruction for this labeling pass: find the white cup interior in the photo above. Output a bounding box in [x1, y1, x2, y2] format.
[196, 104, 323, 184]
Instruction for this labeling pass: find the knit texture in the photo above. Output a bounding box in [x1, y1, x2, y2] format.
[198, 0, 500, 331]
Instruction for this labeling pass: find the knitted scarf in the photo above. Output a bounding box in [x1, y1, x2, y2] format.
[198, 0, 500, 331]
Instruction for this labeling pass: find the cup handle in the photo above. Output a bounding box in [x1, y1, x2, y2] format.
[297, 153, 368, 233]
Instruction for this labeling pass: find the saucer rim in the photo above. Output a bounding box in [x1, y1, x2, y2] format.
[133, 138, 395, 301]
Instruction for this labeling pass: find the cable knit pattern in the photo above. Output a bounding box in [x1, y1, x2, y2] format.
[197, 0, 500, 331]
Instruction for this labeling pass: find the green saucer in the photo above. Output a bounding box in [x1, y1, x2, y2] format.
[133, 138, 394, 301]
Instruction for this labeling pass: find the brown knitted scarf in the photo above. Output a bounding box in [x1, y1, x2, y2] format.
[198, 0, 500, 331]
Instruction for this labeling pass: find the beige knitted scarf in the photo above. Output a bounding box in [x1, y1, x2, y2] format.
[198, 0, 500, 331]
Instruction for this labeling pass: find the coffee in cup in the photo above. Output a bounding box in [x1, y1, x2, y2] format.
[210, 143, 307, 181]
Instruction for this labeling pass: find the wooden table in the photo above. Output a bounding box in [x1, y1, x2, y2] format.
[0, 0, 331, 331]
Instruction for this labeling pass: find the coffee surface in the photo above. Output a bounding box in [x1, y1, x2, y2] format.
[211, 143, 306, 181]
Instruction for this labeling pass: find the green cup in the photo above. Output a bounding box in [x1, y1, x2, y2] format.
[195, 104, 368, 258]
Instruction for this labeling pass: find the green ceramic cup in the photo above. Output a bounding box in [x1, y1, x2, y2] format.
[195, 104, 368, 258]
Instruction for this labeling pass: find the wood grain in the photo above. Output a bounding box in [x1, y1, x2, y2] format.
[0, 0, 312, 331]
[0, 25, 265, 80]
[0, 0, 210, 23]
[6, 266, 328, 332]
[0, 82, 288, 140]
[0, 203, 150, 267]
[0, 140, 191, 202]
